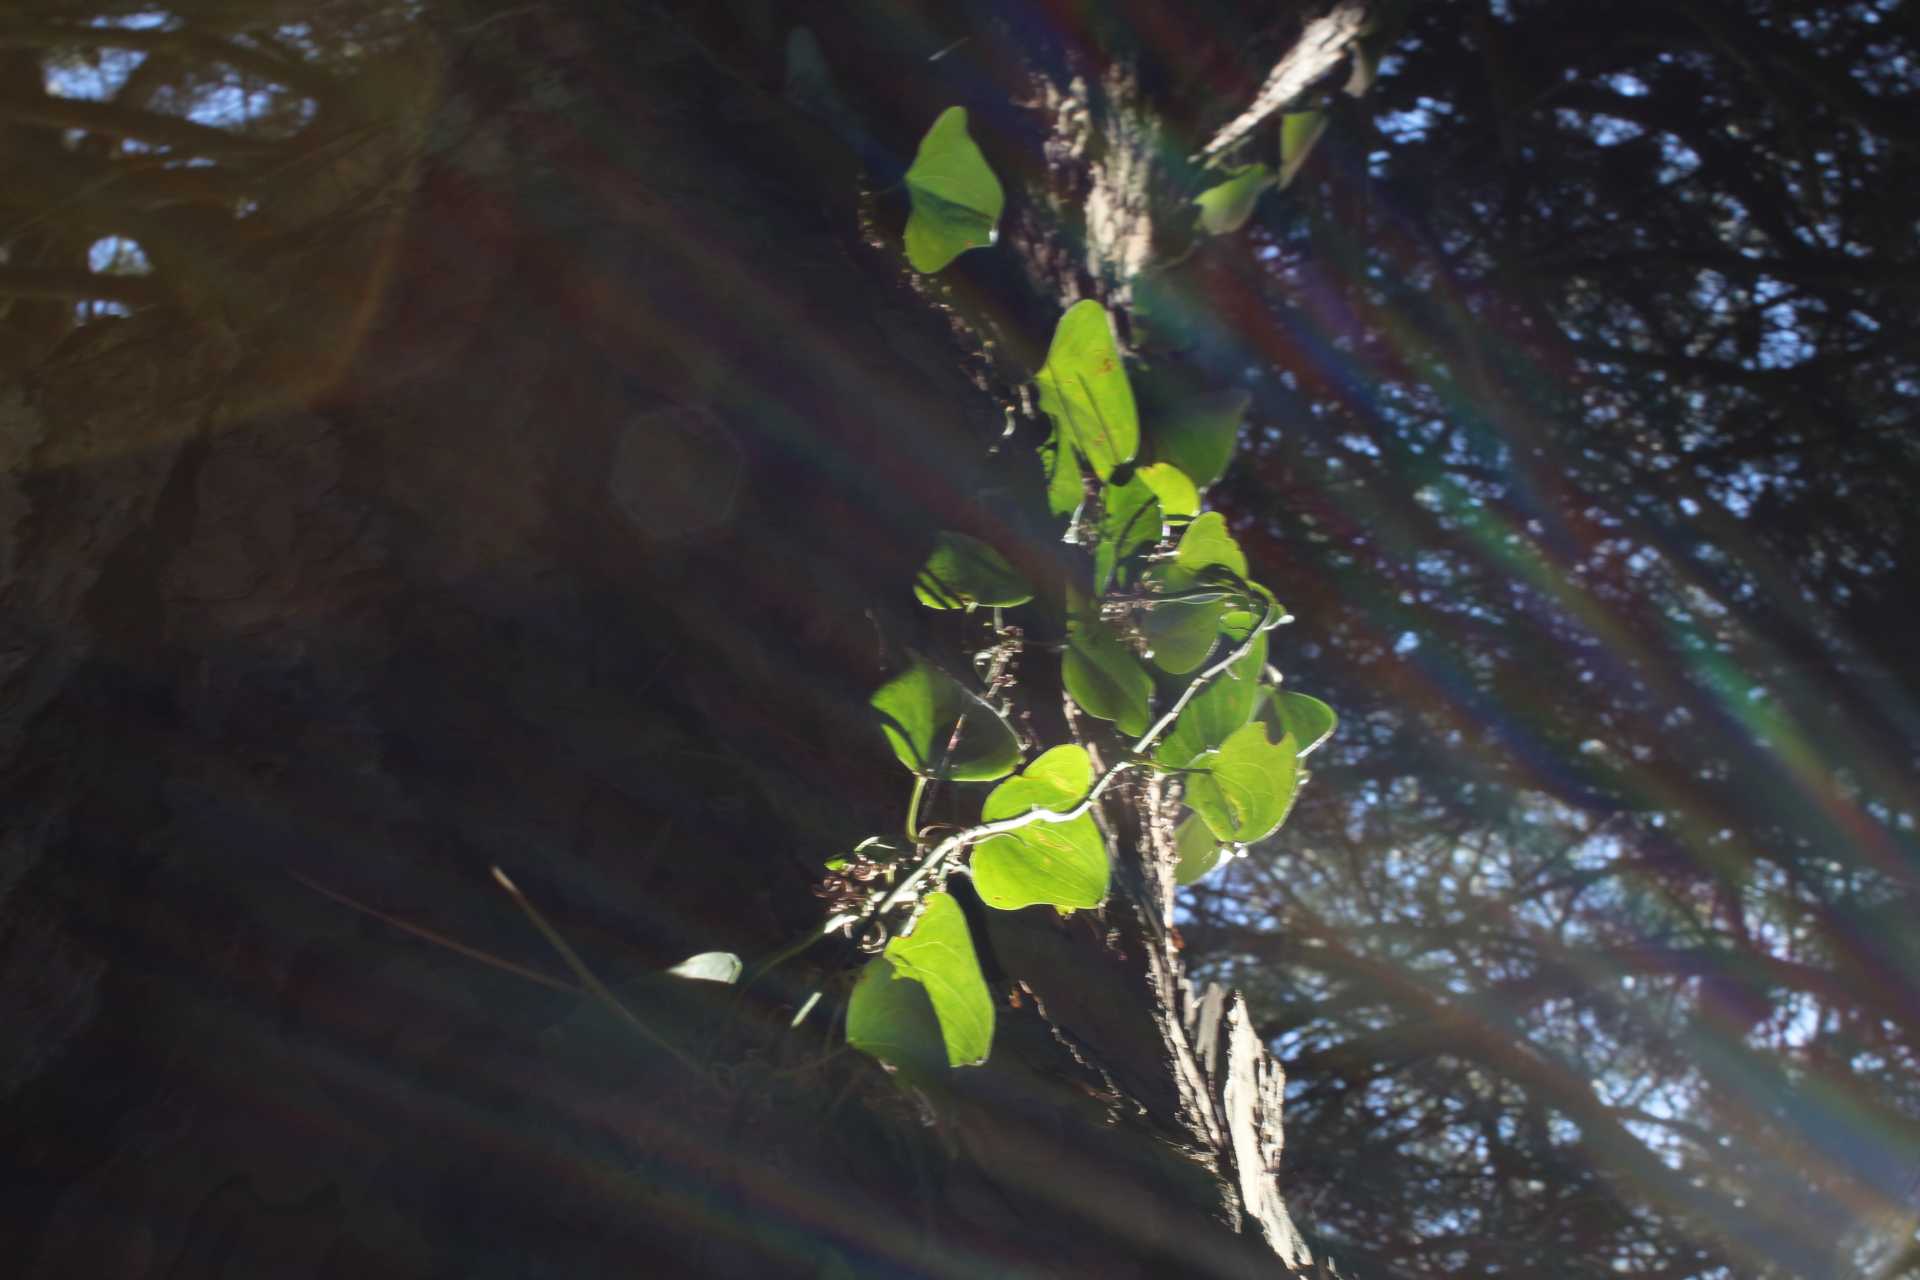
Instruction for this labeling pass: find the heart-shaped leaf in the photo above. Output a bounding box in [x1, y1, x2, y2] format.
[1194, 163, 1276, 235]
[1092, 463, 1200, 580]
[973, 745, 1109, 910]
[1139, 598, 1225, 674]
[1063, 593, 1153, 737]
[1094, 473, 1164, 594]
[1184, 717, 1301, 845]
[883, 891, 994, 1066]
[904, 107, 1005, 273]
[1172, 511, 1249, 580]
[913, 531, 1033, 610]
[872, 656, 1021, 781]
[1274, 689, 1337, 757]
[1136, 462, 1200, 519]
[1156, 630, 1269, 769]
[1140, 513, 1252, 673]
[1036, 301, 1139, 482]
[846, 953, 947, 1077]
[1139, 370, 1249, 491]
[1173, 811, 1226, 886]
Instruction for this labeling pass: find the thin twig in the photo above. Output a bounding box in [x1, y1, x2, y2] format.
[287, 868, 580, 995]
[492, 866, 702, 1074]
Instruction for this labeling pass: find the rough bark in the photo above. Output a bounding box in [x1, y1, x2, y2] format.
[1, 2, 1362, 1275]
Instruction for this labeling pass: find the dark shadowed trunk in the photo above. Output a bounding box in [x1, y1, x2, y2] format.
[2, 2, 1370, 1275]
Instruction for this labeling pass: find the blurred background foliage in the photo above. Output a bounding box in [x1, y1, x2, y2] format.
[1170, 3, 1920, 1276]
[0, 0, 431, 405]
[3, 0, 1917, 1277]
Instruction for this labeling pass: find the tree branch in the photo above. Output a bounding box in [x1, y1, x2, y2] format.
[0, 20, 338, 102]
[0, 89, 288, 160]
[1196, 0, 1374, 161]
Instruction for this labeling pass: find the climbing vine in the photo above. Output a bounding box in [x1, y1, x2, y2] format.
[824, 108, 1338, 1074]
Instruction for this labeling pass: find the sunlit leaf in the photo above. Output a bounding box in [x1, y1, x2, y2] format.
[846, 953, 947, 1077]
[1156, 630, 1268, 769]
[1279, 110, 1330, 190]
[1172, 511, 1249, 580]
[973, 745, 1109, 910]
[1036, 301, 1139, 481]
[1136, 462, 1200, 519]
[884, 891, 994, 1066]
[1274, 689, 1337, 757]
[913, 531, 1033, 610]
[872, 656, 1021, 781]
[1185, 718, 1300, 844]
[1042, 427, 1086, 518]
[1194, 163, 1276, 235]
[904, 107, 1005, 273]
[1173, 811, 1225, 886]
[1094, 472, 1164, 594]
[667, 951, 742, 983]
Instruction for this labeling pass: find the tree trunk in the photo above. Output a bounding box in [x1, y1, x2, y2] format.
[0, 2, 1365, 1275]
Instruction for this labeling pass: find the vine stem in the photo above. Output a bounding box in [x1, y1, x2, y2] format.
[847, 603, 1281, 950]
[753, 601, 1281, 1015]
[905, 773, 929, 843]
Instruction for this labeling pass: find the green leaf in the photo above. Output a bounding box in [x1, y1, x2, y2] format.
[872, 656, 1021, 781]
[1274, 689, 1337, 758]
[1172, 511, 1250, 580]
[667, 951, 743, 983]
[884, 891, 994, 1066]
[1173, 811, 1225, 886]
[1139, 369, 1248, 491]
[1042, 427, 1085, 518]
[913, 531, 1033, 610]
[904, 107, 1005, 273]
[1279, 110, 1330, 190]
[1036, 301, 1139, 481]
[1093, 473, 1163, 594]
[1156, 630, 1268, 769]
[1139, 513, 1251, 674]
[846, 954, 947, 1077]
[1063, 595, 1153, 737]
[1194, 163, 1276, 235]
[1222, 580, 1285, 643]
[973, 745, 1109, 910]
[981, 742, 1090, 811]
[1139, 599, 1221, 675]
[1136, 462, 1200, 519]
[1185, 718, 1301, 845]
[1139, 599, 1225, 674]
